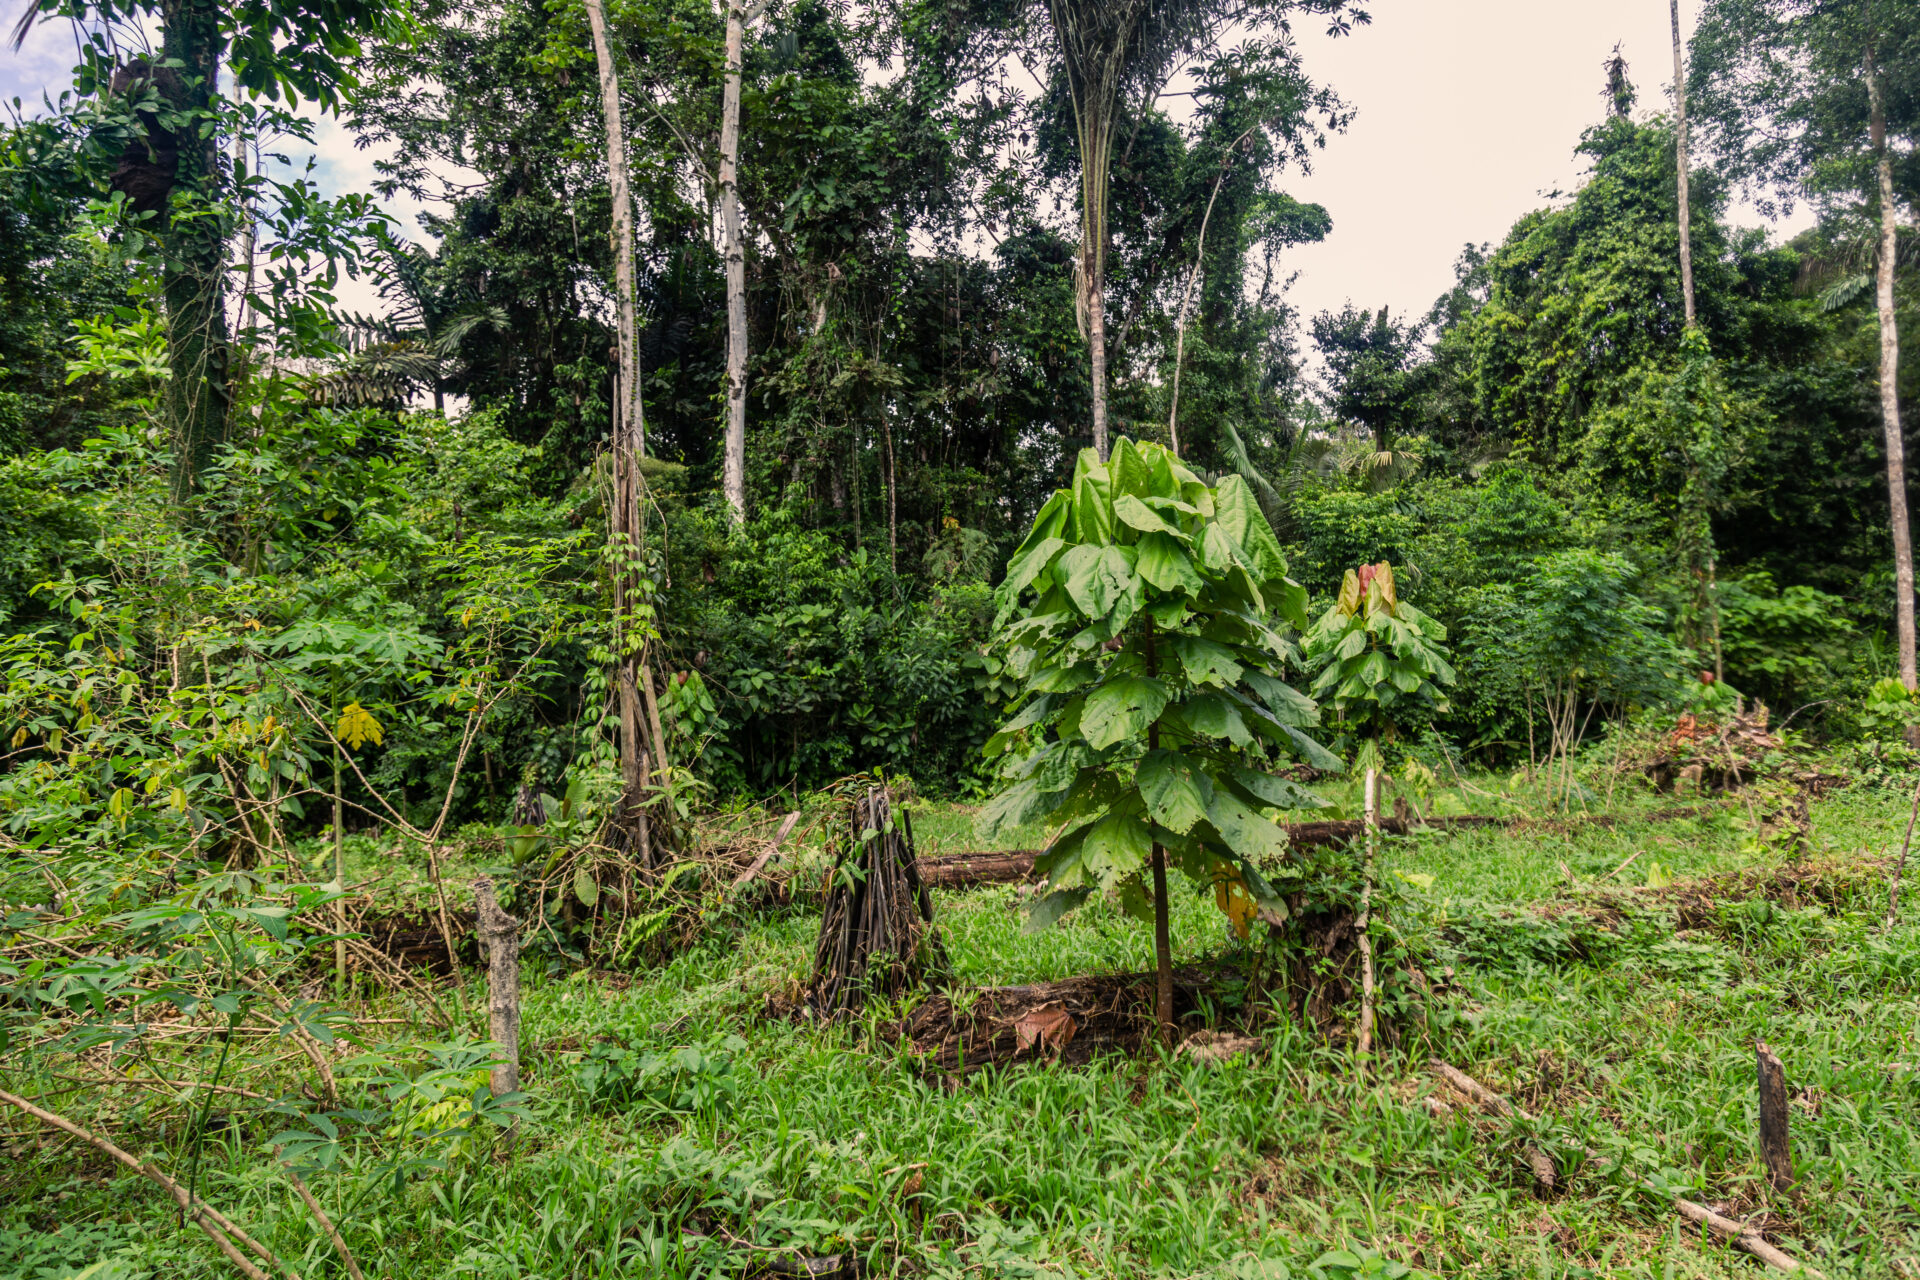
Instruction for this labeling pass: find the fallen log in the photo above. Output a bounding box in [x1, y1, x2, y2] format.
[916, 815, 1507, 890]
[1429, 1061, 1821, 1275]
[890, 966, 1230, 1073]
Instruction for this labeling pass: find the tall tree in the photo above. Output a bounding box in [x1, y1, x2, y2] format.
[720, 0, 772, 521]
[15, 0, 397, 500]
[1038, 0, 1365, 459]
[1670, 0, 1696, 326]
[1691, 0, 1919, 685]
[584, 0, 657, 858]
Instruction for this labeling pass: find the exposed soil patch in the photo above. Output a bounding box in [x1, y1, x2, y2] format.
[356, 912, 472, 977]
[885, 966, 1233, 1073]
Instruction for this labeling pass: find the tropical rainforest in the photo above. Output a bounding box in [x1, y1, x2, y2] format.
[2, 0, 1918, 1276]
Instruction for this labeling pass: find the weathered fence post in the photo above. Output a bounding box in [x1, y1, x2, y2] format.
[1756, 1040, 1794, 1194]
[474, 876, 521, 1141]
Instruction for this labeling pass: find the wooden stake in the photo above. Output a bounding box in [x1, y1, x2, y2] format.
[1756, 1040, 1795, 1195]
[475, 876, 521, 1140]
[1356, 765, 1378, 1058]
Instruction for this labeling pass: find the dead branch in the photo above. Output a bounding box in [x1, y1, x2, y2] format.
[0, 1087, 284, 1280]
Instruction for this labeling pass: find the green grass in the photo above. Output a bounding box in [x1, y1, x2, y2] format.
[8, 779, 1920, 1279]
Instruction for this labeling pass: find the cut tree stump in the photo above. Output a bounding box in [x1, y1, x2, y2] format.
[807, 786, 944, 1020]
[1757, 1040, 1795, 1194]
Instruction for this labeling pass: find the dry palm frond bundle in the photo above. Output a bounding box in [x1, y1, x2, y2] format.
[807, 786, 945, 1020]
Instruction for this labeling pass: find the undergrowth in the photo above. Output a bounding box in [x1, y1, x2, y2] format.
[6, 782, 1919, 1278]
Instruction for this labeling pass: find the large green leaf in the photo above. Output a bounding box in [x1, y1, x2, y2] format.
[1023, 886, 1091, 933]
[1002, 536, 1065, 603]
[1113, 493, 1180, 538]
[1135, 531, 1203, 597]
[1135, 748, 1211, 834]
[1059, 544, 1140, 622]
[1080, 809, 1153, 885]
[1071, 451, 1114, 545]
[1168, 635, 1243, 687]
[1226, 763, 1326, 811]
[1214, 475, 1290, 584]
[978, 778, 1054, 841]
[1180, 691, 1253, 746]
[1242, 670, 1318, 726]
[1205, 786, 1289, 863]
[1080, 676, 1171, 750]
[1109, 438, 1153, 499]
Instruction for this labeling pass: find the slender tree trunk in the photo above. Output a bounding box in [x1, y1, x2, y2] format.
[1169, 166, 1232, 456]
[1144, 623, 1172, 1040]
[719, 0, 750, 522]
[884, 416, 897, 573]
[587, 0, 655, 862]
[586, 0, 643, 460]
[1088, 260, 1110, 462]
[1669, 0, 1695, 327]
[1356, 763, 1378, 1058]
[1869, 57, 1915, 691]
[332, 744, 345, 1001]
[161, 0, 233, 502]
[1170, 127, 1257, 458]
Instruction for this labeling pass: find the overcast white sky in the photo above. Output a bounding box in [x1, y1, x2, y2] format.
[1277, 0, 1811, 331]
[5, 1, 1812, 335]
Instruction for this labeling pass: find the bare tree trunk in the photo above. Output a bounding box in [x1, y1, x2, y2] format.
[1869, 58, 1915, 691]
[1356, 763, 1378, 1058]
[884, 416, 897, 573]
[586, 0, 643, 460]
[1088, 260, 1110, 462]
[718, 0, 753, 523]
[1669, 0, 1695, 327]
[1144, 624, 1172, 1041]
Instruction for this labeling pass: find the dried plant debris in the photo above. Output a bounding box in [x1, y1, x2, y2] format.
[807, 786, 946, 1020]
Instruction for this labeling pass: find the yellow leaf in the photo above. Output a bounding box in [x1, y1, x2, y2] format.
[8, 728, 24, 750]
[170, 787, 188, 813]
[262, 713, 276, 736]
[1214, 870, 1257, 942]
[336, 702, 384, 750]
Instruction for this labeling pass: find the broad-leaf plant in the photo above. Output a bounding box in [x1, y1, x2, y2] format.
[1301, 561, 1454, 1054]
[979, 438, 1338, 1037]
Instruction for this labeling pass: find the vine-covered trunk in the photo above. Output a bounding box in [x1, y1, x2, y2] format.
[160, 0, 232, 502]
[1869, 58, 1914, 691]
[587, 0, 655, 863]
[719, 0, 749, 523]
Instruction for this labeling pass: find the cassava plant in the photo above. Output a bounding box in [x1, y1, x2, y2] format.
[1302, 562, 1454, 1056]
[980, 438, 1338, 1042]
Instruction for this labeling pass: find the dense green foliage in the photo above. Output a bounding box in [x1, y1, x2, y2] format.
[5, 3, 1920, 1276]
[979, 438, 1333, 939]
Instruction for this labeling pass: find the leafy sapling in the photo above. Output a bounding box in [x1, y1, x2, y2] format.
[980, 438, 1337, 1041]
[1302, 562, 1454, 1056]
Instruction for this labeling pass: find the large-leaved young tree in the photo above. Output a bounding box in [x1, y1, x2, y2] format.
[980, 437, 1337, 1040]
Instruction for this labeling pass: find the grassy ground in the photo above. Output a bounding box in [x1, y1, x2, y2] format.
[6, 778, 1920, 1279]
